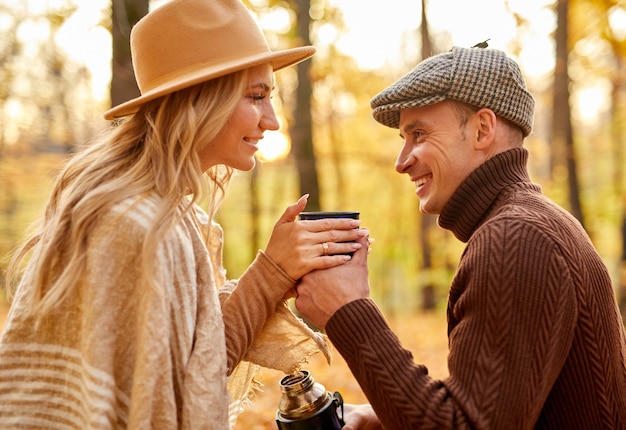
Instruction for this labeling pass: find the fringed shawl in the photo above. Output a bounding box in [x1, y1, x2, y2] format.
[0, 196, 330, 428]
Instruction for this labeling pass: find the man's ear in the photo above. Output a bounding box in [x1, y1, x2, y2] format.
[474, 108, 497, 150]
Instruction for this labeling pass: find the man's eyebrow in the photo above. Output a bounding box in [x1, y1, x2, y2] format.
[399, 120, 423, 137]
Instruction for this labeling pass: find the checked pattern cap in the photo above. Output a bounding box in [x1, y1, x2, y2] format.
[370, 46, 535, 137]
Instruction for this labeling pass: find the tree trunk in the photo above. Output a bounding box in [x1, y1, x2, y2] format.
[110, 0, 149, 108]
[552, 0, 585, 227]
[290, 0, 320, 210]
[620, 217, 626, 321]
[419, 0, 437, 311]
[611, 56, 626, 319]
[249, 165, 261, 257]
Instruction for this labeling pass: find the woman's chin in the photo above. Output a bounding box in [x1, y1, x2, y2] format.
[235, 158, 257, 172]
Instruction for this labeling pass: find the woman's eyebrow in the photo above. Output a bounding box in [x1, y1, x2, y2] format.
[249, 82, 273, 92]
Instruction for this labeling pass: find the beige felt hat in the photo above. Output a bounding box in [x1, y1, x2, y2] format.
[104, 0, 316, 120]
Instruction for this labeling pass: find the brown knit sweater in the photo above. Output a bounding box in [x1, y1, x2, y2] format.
[327, 148, 626, 429]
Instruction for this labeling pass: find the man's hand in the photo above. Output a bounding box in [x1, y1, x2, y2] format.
[295, 233, 370, 329]
[342, 403, 382, 430]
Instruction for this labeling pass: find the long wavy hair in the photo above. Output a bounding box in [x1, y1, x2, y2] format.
[6, 69, 249, 317]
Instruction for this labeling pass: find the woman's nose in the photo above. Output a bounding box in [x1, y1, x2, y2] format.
[261, 104, 280, 131]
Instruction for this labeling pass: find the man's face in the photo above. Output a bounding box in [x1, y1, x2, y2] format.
[396, 100, 482, 215]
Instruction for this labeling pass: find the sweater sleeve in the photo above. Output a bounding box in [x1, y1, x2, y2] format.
[220, 251, 296, 373]
[327, 299, 472, 429]
[327, 217, 579, 429]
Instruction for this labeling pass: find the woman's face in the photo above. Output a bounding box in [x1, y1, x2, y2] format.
[199, 64, 279, 171]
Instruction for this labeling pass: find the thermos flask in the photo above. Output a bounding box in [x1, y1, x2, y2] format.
[275, 370, 344, 429]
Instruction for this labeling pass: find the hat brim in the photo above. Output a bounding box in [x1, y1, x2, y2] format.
[372, 94, 446, 129]
[104, 46, 315, 120]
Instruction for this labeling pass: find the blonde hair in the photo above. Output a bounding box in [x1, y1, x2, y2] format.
[6, 69, 249, 317]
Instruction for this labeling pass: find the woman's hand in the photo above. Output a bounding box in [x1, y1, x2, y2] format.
[264, 194, 367, 280]
[342, 404, 382, 430]
[295, 233, 370, 329]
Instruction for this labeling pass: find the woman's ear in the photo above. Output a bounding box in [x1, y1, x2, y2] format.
[474, 108, 497, 150]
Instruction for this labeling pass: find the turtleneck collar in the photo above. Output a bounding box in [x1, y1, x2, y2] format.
[438, 147, 538, 242]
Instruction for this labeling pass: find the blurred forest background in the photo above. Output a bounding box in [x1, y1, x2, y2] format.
[1, 0, 626, 428]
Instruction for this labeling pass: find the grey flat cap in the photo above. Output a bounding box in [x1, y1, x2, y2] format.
[370, 46, 535, 137]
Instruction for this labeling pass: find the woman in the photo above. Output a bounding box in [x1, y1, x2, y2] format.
[0, 0, 365, 428]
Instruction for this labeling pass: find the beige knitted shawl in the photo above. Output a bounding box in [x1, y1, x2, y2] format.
[0, 196, 330, 429]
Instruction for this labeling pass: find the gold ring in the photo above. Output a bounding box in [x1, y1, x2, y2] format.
[321, 242, 329, 256]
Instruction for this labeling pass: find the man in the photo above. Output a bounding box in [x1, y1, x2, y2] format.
[295, 46, 626, 429]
